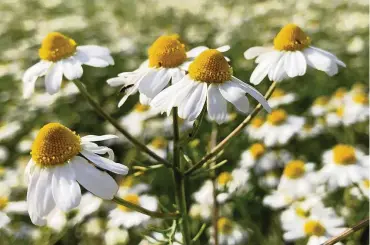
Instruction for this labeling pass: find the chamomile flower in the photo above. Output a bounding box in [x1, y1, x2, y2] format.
[105, 227, 130, 245]
[23, 32, 114, 98]
[318, 144, 369, 189]
[277, 160, 315, 198]
[258, 109, 305, 147]
[263, 190, 295, 209]
[0, 121, 22, 141]
[189, 203, 212, 220]
[341, 92, 369, 125]
[298, 120, 324, 140]
[71, 193, 103, 224]
[325, 107, 344, 127]
[328, 87, 347, 109]
[268, 88, 296, 108]
[216, 169, 250, 201]
[25, 123, 128, 226]
[193, 180, 214, 205]
[244, 117, 265, 140]
[151, 49, 271, 124]
[259, 171, 280, 188]
[147, 137, 168, 159]
[244, 23, 345, 85]
[310, 96, 330, 117]
[209, 217, 247, 245]
[238, 143, 267, 169]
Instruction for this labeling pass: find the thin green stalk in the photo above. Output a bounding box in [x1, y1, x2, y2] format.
[112, 196, 179, 219]
[185, 81, 277, 176]
[172, 108, 192, 245]
[209, 123, 219, 245]
[72, 79, 172, 168]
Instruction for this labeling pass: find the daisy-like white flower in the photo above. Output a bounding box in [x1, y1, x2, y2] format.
[83, 217, 103, 236]
[193, 180, 214, 205]
[277, 160, 315, 198]
[189, 203, 212, 220]
[283, 206, 346, 245]
[151, 49, 271, 124]
[318, 144, 369, 189]
[325, 106, 344, 127]
[104, 227, 130, 245]
[71, 193, 103, 224]
[0, 121, 22, 141]
[147, 137, 168, 159]
[328, 87, 347, 109]
[244, 23, 345, 85]
[341, 92, 369, 125]
[244, 117, 265, 140]
[258, 109, 304, 146]
[209, 217, 247, 245]
[216, 169, 250, 202]
[310, 96, 330, 117]
[298, 120, 324, 140]
[259, 171, 280, 188]
[25, 123, 128, 226]
[117, 175, 150, 195]
[139, 232, 183, 245]
[107, 192, 157, 228]
[23, 32, 114, 98]
[268, 88, 296, 108]
[263, 190, 295, 210]
[107, 35, 227, 107]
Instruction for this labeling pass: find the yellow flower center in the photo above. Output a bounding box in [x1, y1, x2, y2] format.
[39, 32, 77, 62]
[267, 109, 287, 125]
[333, 144, 356, 165]
[336, 106, 344, 117]
[148, 35, 187, 68]
[250, 143, 265, 159]
[118, 194, 140, 212]
[273, 24, 311, 51]
[251, 117, 264, 128]
[352, 93, 368, 104]
[188, 49, 232, 84]
[363, 179, 370, 189]
[31, 123, 81, 167]
[334, 88, 347, 99]
[151, 137, 167, 149]
[0, 197, 8, 210]
[217, 217, 234, 235]
[303, 123, 313, 131]
[217, 172, 233, 186]
[271, 88, 286, 98]
[304, 220, 326, 236]
[314, 96, 329, 106]
[283, 160, 305, 179]
[120, 176, 135, 188]
[134, 103, 150, 112]
[295, 207, 310, 218]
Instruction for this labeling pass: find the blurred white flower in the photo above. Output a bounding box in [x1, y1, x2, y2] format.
[189, 203, 212, 220]
[268, 88, 296, 108]
[209, 217, 247, 245]
[83, 217, 103, 236]
[147, 137, 168, 160]
[244, 24, 345, 85]
[26, 123, 128, 226]
[263, 190, 295, 209]
[341, 92, 369, 125]
[298, 120, 324, 139]
[72, 193, 103, 224]
[244, 117, 265, 140]
[0, 146, 9, 163]
[347, 36, 365, 54]
[23, 32, 114, 98]
[139, 232, 182, 245]
[105, 227, 129, 245]
[216, 169, 250, 200]
[151, 49, 270, 124]
[46, 209, 67, 232]
[0, 121, 22, 141]
[310, 96, 330, 117]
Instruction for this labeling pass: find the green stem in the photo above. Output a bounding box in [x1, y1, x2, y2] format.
[210, 123, 219, 245]
[185, 81, 277, 176]
[72, 79, 172, 168]
[172, 108, 192, 245]
[112, 196, 179, 219]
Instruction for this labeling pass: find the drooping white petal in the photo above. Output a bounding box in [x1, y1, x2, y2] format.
[284, 51, 306, 77]
[303, 47, 339, 76]
[81, 135, 118, 142]
[207, 84, 228, 124]
[219, 80, 250, 114]
[117, 82, 140, 107]
[250, 57, 273, 85]
[168, 68, 185, 84]
[178, 82, 207, 121]
[216, 45, 230, 52]
[106, 77, 126, 87]
[62, 57, 83, 80]
[75, 48, 112, 67]
[71, 156, 119, 200]
[186, 46, 208, 58]
[244, 47, 273, 59]
[81, 150, 128, 175]
[138, 68, 171, 99]
[51, 164, 81, 211]
[23, 61, 51, 98]
[45, 62, 63, 95]
[309, 46, 346, 67]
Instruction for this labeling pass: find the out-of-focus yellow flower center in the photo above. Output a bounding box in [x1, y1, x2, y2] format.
[334, 88, 347, 99]
[363, 179, 370, 189]
[0, 167, 5, 176]
[188, 49, 232, 83]
[134, 103, 150, 112]
[267, 109, 287, 125]
[273, 24, 311, 51]
[118, 194, 140, 212]
[151, 137, 167, 149]
[120, 176, 135, 188]
[333, 144, 356, 165]
[31, 123, 81, 167]
[336, 106, 344, 117]
[217, 172, 233, 186]
[39, 32, 77, 62]
[314, 96, 329, 106]
[251, 117, 264, 128]
[0, 197, 8, 210]
[295, 207, 310, 218]
[271, 88, 286, 98]
[250, 143, 265, 159]
[304, 220, 326, 236]
[283, 160, 305, 179]
[352, 93, 368, 104]
[148, 35, 187, 68]
[303, 123, 313, 131]
[217, 217, 234, 235]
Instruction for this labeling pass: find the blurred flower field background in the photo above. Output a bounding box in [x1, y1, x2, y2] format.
[0, 0, 369, 244]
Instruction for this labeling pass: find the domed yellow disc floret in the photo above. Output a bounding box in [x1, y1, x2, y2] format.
[304, 220, 326, 236]
[352, 93, 368, 104]
[0, 197, 8, 210]
[274, 24, 311, 51]
[314, 96, 329, 106]
[333, 144, 356, 165]
[148, 35, 187, 68]
[118, 194, 140, 212]
[31, 123, 81, 167]
[39, 32, 77, 62]
[283, 160, 305, 179]
[217, 217, 234, 235]
[151, 137, 167, 149]
[217, 172, 233, 186]
[134, 103, 150, 112]
[271, 88, 286, 98]
[250, 143, 265, 159]
[251, 117, 264, 128]
[188, 49, 232, 84]
[267, 109, 287, 125]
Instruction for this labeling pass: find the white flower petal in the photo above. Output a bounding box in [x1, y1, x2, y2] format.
[138, 68, 171, 99]
[178, 82, 207, 121]
[81, 150, 128, 175]
[244, 47, 272, 59]
[207, 84, 228, 124]
[45, 62, 63, 95]
[186, 46, 208, 58]
[81, 135, 118, 142]
[219, 80, 250, 113]
[216, 45, 230, 52]
[23, 61, 51, 98]
[62, 57, 83, 80]
[303, 47, 339, 76]
[72, 156, 118, 200]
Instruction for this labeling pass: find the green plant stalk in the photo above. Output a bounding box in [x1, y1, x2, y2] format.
[72, 79, 172, 168]
[112, 196, 179, 219]
[172, 108, 192, 245]
[210, 124, 219, 245]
